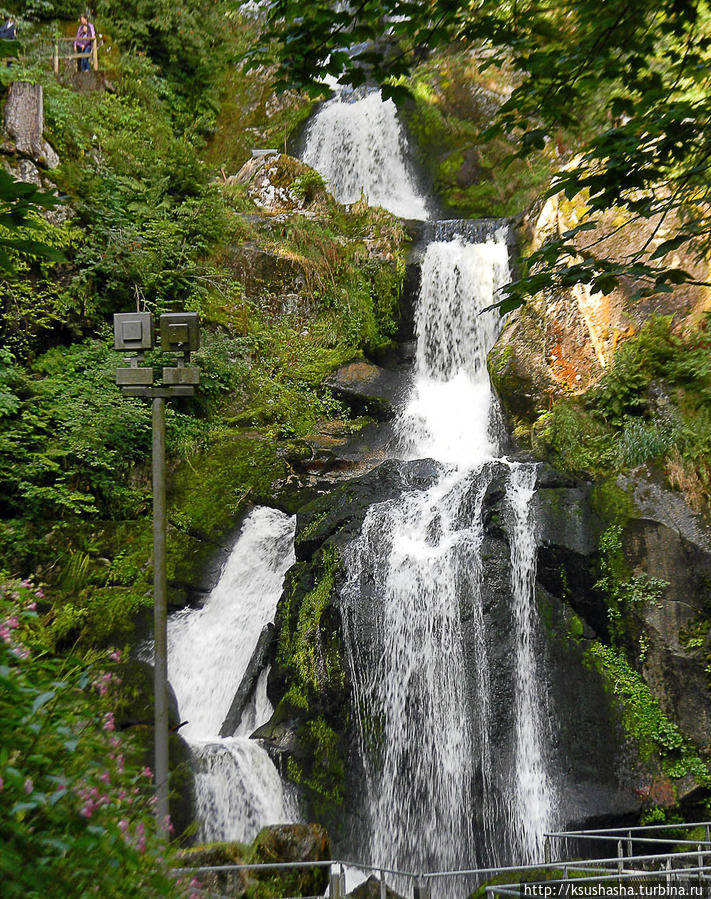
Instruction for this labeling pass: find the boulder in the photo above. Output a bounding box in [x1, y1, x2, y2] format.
[231, 152, 336, 214]
[177, 826, 331, 898]
[324, 360, 410, 420]
[349, 875, 406, 899]
[251, 823, 330, 895]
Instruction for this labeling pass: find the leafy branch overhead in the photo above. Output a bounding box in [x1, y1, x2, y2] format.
[252, 0, 711, 308]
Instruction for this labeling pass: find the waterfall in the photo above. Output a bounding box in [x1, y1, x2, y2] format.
[301, 83, 430, 220]
[340, 226, 557, 877]
[507, 465, 555, 861]
[166, 506, 298, 842]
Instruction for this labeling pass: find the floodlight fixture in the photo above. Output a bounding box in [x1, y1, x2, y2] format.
[159, 312, 200, 355]
[113, 312, 154, 352]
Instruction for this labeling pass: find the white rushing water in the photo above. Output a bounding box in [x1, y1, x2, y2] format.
[301, 83, 430, 220]
[341, 226, 556, 878]
[167, 506, 298, 843]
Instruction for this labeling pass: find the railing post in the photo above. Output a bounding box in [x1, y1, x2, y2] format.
[53, 41, 59, 75]
[626, 829, 633, 859]
[379, 868, 386, 899]
[544, 836, 551, 864]
[413, 879, 431, 899]
[706, 824, 710, 845]
[698, 844, 703, 886]
[665, 857, 672, 886]
[617, 839, 624, 876]
[339, 864, 346, 899]
[329, 864, 341, 899]
[91, 38, 98, 71]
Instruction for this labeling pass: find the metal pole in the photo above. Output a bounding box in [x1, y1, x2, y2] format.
[153, 396, 169, 838]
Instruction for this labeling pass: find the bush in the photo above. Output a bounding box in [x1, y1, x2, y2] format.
[0, 576, 202, 898]
[17, 0, 83, 21]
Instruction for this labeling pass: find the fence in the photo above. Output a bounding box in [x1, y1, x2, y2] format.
[51, 36, 98, 73]
[175, 821, 711, 899]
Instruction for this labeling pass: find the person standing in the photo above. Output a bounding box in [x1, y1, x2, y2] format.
[0, 16, 16, 68]
[74, 14, 95, 72]
[0, 16, 16, 40]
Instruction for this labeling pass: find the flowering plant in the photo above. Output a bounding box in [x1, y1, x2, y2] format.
[0, 576, 201, 898]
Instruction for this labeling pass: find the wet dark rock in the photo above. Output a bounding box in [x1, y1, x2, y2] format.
[324, 360, 410, 420]
[114, 659, 181, 731]
[220, 623, 276, 737]
[294, 458, 441, 561]
[349, 875, 406, 899]
[622, 516, 711, 752]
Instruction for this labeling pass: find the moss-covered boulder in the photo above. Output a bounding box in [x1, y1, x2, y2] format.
[176, 824, 330, 898]
[233, 153, 336, 214]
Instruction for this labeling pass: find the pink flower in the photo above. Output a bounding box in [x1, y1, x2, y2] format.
[35, 588, 44, 599]
[118, 818, 129, 833]
[24, 778, 33, 794]
[27, 602, 36, 611]
[142, 766, 152, 779]
[0, 775, 4, 791]
[103, 712, 115, 732]
[99, 771, 111, 785]
[80, 800, 95, 818]
[109, 650, 122, 662]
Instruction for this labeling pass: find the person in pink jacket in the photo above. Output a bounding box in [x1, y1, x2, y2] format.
[74, 14, 95, 71]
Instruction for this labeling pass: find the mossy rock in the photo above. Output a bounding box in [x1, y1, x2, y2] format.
[168, 432, 289, 544]
[234, 153, 338, 214]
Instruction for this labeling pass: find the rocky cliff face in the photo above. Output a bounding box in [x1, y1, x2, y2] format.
[255, 457, 692, 845]
[486, 192, 711, 809]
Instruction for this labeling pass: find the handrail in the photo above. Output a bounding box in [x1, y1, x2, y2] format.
[175, 822, 711, 899]
[51, 36, 98, 73]
[177, 849, 711, 885]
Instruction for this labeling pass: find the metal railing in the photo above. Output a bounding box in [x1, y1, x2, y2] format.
[175, 821, 711, 899]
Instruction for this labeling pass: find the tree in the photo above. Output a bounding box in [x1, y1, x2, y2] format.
[249, 0, 711, 308]
[0, 37, 63, 273]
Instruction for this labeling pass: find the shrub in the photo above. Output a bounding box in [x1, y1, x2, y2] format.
[0, 576, 201, 898]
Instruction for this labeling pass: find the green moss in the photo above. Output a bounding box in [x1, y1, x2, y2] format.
[400, 53, 554, 217]
[280, 544, 340, 691]
[587, 642, 708, 780]
[589, 481, 635, 527]
[532, 403, 617, 475]
[169, 432, 287, 542]
[569, 614, 585, 639]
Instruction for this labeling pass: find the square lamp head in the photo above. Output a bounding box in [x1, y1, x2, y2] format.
[159, 312, 200, 354]
[113, 312, 154, 351]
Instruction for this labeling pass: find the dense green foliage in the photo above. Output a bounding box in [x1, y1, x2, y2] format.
[0, 576, 201, 898]
[255, 0, 711, 307]
[532, 317, 711, 515]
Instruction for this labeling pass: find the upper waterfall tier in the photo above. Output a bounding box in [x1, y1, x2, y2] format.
[301, 83, 430, 220]
[397, 230, 510, 466]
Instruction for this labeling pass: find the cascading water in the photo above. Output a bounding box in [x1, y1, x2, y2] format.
[166, 506, 298, 842]
[301, 82, 430, 220]
[340, 226, 557, 879]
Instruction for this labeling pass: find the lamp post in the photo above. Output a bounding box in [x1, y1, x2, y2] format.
[112, 311, 200, 839]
